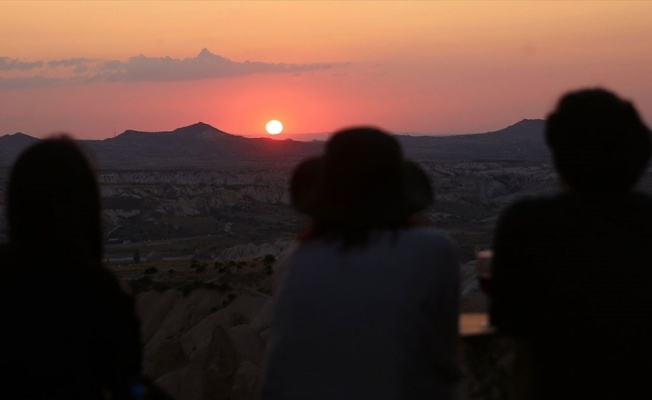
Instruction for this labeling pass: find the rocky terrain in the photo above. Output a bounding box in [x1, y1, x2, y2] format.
[109, 252, 507, 400]
[93, 156, 559, 265]
[114, 258, 274, 400]
[0, 120, 563, 261]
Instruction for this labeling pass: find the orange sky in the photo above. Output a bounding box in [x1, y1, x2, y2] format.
[1, 1, 652, 139]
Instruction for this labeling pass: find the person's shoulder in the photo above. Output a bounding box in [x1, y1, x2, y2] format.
[396, 228, 459, 279]
[499, 195, 561, 225]
[395, 227, 457, 257]
[400, 226, 453, 244]
[503, 195, 558, 215]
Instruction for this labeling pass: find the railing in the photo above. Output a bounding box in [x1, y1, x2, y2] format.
[460, 313, 515, 400]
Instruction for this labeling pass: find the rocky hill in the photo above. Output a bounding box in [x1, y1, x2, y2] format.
[0, 132, 39, 167]
[0, 122, 323, 168]
[0, 119, 547, 168]
[399, 119, 548, 162]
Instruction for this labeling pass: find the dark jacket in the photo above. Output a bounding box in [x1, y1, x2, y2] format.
[490, 192, 652, 400]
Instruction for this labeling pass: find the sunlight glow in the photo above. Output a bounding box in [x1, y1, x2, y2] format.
[265, 119, 283, 135]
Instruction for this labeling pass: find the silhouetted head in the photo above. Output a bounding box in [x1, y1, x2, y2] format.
[546, 88, 651, 193]
[290, 126, 432, 229]
[7, 136, 102, 263]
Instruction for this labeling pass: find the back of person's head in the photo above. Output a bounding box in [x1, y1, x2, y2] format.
[7, 136, 102, 263]
[546, 88, 651, 193]
[290, 127, 432, 246]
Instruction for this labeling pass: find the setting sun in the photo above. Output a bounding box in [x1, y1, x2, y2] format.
[265, 119, 283, 135]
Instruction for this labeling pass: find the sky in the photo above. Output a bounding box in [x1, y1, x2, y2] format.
[1, 1, 652, 140]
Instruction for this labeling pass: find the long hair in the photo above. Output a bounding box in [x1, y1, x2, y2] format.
[7, 136, 103, 263]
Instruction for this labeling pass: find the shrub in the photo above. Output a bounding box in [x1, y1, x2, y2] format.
[191, 259, 207, 273]
[130, 276, 153, 294]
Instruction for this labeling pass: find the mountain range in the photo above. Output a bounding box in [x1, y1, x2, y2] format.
[0, 119, 549, 168]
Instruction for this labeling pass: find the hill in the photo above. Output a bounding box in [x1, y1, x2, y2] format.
[86, 122, 323, 169]
[0, 120, 548, 168]
[0, 133, 39, 167]
[397, 119, 548, 162]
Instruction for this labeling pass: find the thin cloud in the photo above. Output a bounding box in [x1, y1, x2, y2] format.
[102, 60, 122, 71]
[47, 58, 94, 68]
[0, 57, 43, 71]
[0, 49, 347, 89]
[105, 48, 342, 82]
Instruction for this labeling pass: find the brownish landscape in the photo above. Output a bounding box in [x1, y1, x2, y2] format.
[2, 120, 652, 399]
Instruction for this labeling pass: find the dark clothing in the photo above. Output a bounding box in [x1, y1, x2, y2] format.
[490, 192, 652, 400]
[0, 249, 142, 400]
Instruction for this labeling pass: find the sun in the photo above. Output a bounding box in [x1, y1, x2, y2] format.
[265, 119, 283, 135]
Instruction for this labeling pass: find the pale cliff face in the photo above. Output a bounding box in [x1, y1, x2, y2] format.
[97, 160, 558, 221]
[4, 159, 652, 264]
[99, 168, 292, 222]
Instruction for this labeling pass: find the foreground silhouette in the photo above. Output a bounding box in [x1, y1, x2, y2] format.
[0, 137, 143, 399]
[490, 89, 652, 399]
[262, 127, 461, 400]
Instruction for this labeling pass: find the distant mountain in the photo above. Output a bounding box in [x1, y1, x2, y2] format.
[0, 120, 549, 168]
[0, 133, 39, 166]
[398, 119, 549, 162]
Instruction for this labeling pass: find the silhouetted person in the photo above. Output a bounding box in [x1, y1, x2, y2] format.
[0, 137, 142, 399]
[262, 127, 461, 400]
[490, 88, 652, 399]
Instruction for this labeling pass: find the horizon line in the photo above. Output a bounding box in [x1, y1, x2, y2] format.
[0, 118, 545, 142]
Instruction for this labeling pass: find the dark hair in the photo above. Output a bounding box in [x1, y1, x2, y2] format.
[291, 127, 433, 248]
[546, 88, 651, 193]
[7, 136, 103, 262]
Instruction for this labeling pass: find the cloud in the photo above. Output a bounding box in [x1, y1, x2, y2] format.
[0, 57, 43, 71]
[0, 49, 346, 88]
[102, 60, 122, 70]
[47, 58, 93, 68]
[104, 48, 342, 82]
